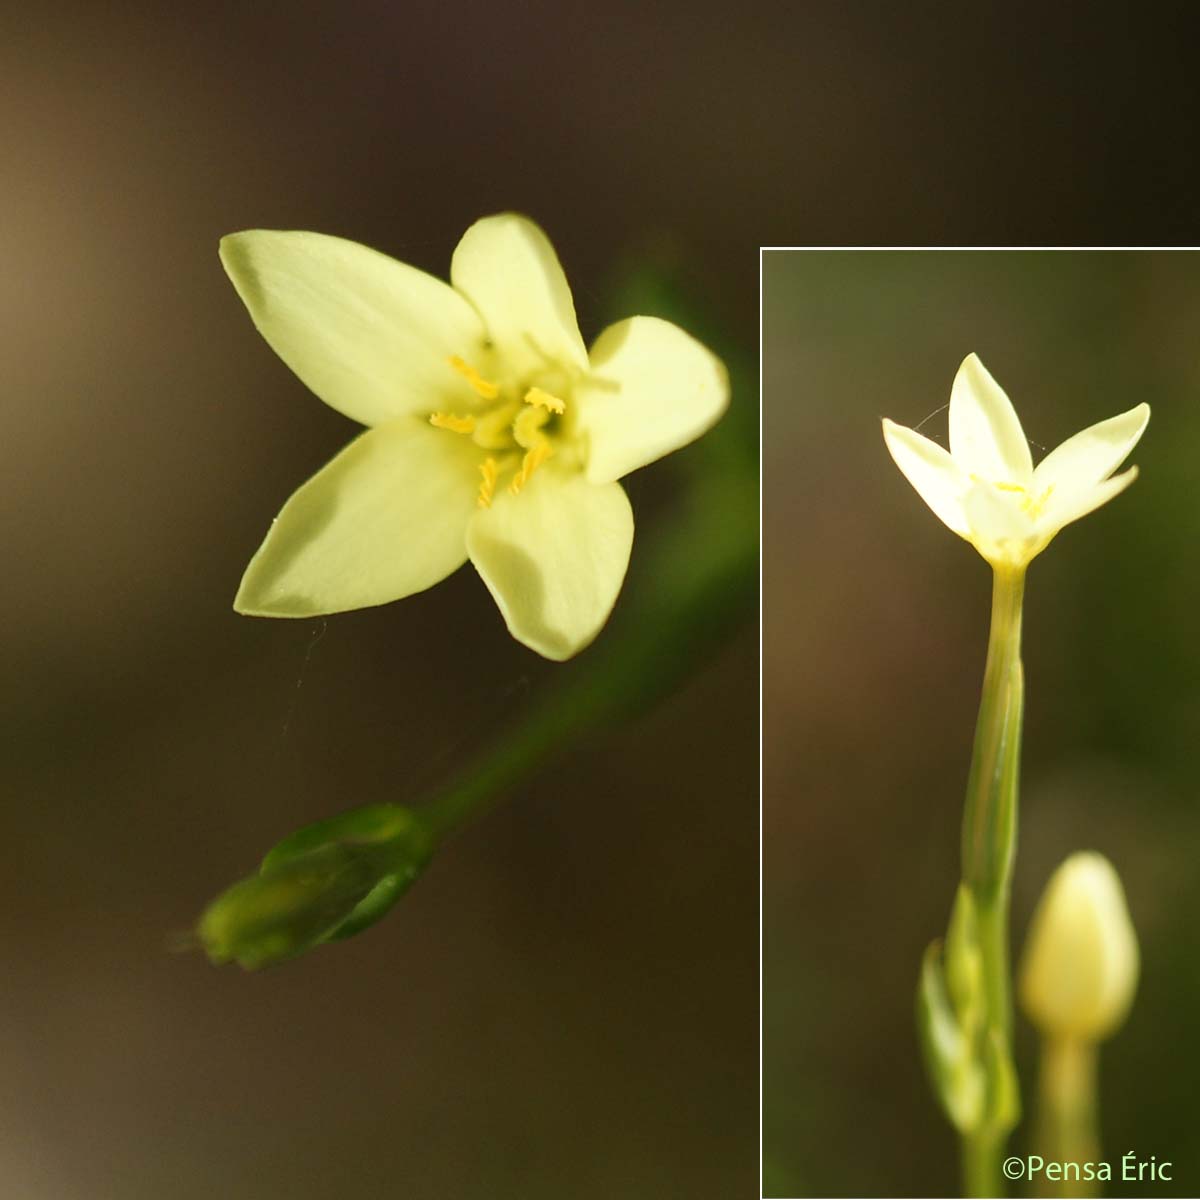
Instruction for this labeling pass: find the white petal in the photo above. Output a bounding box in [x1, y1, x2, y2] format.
[948, 354, 1033, 483]
[450, 214, 589, 379]
[221, 230, 487, 428]
[881, 419, 970, 536]
[466, 468, 633, 660]
[576, 317, 729, 484]
[1039, 466, 1139, 536]
[235, 418, 481, 617]
[1033, 403, 1150, 494]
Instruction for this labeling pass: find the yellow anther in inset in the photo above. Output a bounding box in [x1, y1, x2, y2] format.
[429, 411, 476, 434]
[477, 457, 499, 509]
[969, 475, 1056, 521]
[448, 355, 499, 400]
[509, 442, 552, 495]
[513, 404, 550, 450]
[1021, 483, 1055, 519]
[524, 387, 565, 415]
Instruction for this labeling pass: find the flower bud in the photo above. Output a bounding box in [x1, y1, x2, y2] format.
[198, 804, 434, 969]
[1018, 852, 1139, 1041]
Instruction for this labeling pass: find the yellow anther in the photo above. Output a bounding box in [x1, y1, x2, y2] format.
[448, 355, 499, 400]
[969, 475, 1056, 520]
[509, 443, 552, 495]
[429, 411, 476, 434]
[524, 386, 565, 414]
[477, 457, 499, 509]
[1021, 484, 1055, 519]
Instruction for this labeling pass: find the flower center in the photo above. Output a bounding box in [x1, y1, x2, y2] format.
[429, 356, 569, 508]
[975, 477, 1056, 521]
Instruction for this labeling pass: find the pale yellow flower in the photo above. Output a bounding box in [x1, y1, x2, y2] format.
[220, 214, 728, 659]
[883, 354, 1149, 568]
[1019, 851, 1139, 1041]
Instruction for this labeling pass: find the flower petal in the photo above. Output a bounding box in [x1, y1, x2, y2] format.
[881, 419, 970, 536]
[1040, 466, 1139, 536]
[466, 468, 633, 660]
[948, 353, 1033, 483]
[1032, 403, 1150, 494]
[450, 214, 589, 379]
[235, 418, 481, 617]
[575, 317, 729, 484]
[221, 230, 487, 428]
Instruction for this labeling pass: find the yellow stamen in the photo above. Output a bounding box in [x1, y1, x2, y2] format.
[1021, 483, 1055, 519]
[477, 457, 499, 509]
[429, 411, 476, 434]
[969, 475, 1056, 520]
[448, 355, 499, 400]
[524, 386, 565, 414]
[509, 443, 552, 495]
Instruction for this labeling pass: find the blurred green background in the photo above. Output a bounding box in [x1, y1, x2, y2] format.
[763, 251, 1200, 1197]
[0, 4, 762, 1197]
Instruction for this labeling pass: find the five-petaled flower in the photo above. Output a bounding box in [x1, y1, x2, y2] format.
[882, 354, 1149, 569]
[220, 214, 729, 659]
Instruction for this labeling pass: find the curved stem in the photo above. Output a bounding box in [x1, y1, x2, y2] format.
[420, 468, 758, 844]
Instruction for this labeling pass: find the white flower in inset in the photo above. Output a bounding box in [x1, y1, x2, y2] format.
[220, 214, 728, 660]
[882, 354, 1149, 569]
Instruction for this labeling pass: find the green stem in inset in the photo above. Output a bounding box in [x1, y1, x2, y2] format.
[959, 565, 1026, 1197]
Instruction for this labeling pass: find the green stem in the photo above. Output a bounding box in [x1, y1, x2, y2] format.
[961, 567, 1025, 904]
[963, 1128, 1002, 1200]
[1035, 1037, 1100, 1198]
[420, 468, 758, 844]
[960, 566, 1026, 1197]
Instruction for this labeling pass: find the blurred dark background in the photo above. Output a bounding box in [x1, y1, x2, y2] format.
[764, 251, 1200, 1197]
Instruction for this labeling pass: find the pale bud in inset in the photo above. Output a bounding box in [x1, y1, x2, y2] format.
[1019, 851, 1139, 1041]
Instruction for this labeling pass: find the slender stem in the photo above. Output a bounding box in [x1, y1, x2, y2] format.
[959, 566, 1026, 1198]
[419, 469, 758, 844]
[1035, 1037, 1100, 1198]
[961, 567, 1025, 903]
[963, 1129, 1002, 1200]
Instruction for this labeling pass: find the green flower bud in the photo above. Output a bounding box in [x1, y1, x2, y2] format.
[1018, 852, 1139, 1041]
[198, 804, 434, 969]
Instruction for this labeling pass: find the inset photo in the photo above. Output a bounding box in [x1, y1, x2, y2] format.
[762, 249, 1197, 1199]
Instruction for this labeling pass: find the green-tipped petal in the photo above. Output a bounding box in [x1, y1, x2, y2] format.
[949, 353, 1033, 484]
[450, 214, 588, 379]
[235, 418, 480, 617]
[1040, 465, 1140, 535]
[881, 419, 970, 536]
[577, 316, 729, 484]
[1032, 403, 1150, 495]
[466, 468, 633, 660]
[220, 230, 487, 427]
